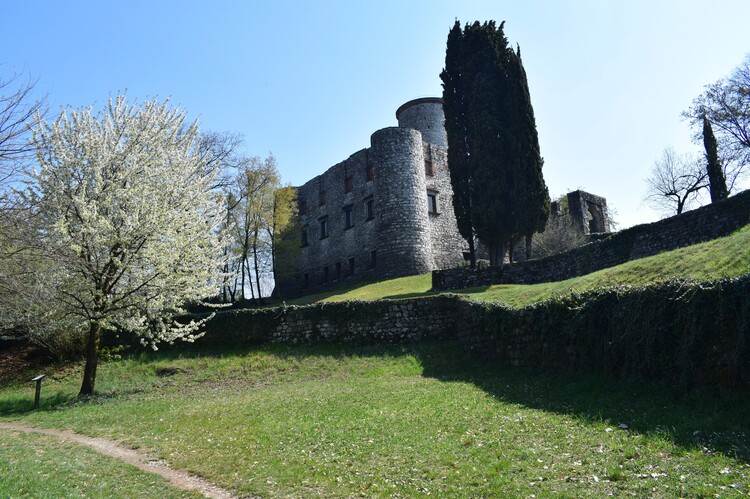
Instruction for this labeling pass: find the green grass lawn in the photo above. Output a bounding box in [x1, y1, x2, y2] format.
[2, 342, 749, 497]
[0, 429, 201, 498]
[292, 224, 750, 307]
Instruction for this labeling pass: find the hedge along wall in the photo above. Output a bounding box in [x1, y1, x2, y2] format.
[433, 189, 750, 290]
[194, 275, 750, 387]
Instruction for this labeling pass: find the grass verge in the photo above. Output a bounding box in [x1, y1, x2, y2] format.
[0, 430, 200, 498]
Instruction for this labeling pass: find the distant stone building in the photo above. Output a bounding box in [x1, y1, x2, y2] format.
[274, 98, 610, 298]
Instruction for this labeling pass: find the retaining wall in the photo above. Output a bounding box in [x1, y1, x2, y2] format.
[433, 190, 750, 290]
[196, 275, 750, 388]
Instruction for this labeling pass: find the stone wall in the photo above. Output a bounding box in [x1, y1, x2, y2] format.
[396, 97, 448, 148]
[433, 189, 750, 290]
[275, 98, 465, 298]
[197, 275, 750, 388]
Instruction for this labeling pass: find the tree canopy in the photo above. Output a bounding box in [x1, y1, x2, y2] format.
[441, 21, 549, 265]
[27, 96, 226, 396]
[685, 54, 750, 192]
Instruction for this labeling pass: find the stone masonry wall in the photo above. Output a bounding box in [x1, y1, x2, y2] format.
[197, 277, 750, 388]
[433, 189, 750, 290]
[276, 98, 466, 298]
[424, 143, 467, 270]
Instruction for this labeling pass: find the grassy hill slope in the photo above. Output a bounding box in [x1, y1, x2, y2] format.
[289, 224, 750, 307]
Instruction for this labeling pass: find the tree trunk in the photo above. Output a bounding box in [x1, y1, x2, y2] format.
[79, 321, 101, 397]
[508, 241, 514, 263]
[240, 254, 246, 300]
[252, 228, 263, 303]
[525, 234, 533, 260]
[468, 236, 477, 269]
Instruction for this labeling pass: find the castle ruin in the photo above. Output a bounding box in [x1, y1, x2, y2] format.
[275, 98, 609, 298]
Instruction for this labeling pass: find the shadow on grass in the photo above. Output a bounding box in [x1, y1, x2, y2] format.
[0, 392, 74, 415]
[4, 340, 748, 463]
[182, 340, 750, 463]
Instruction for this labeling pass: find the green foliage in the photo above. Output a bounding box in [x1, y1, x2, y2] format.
[704, 116, 728, 202]
[441, 20, 549, 264]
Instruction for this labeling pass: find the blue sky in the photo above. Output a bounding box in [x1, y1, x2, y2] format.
[4, 0, 749, 228]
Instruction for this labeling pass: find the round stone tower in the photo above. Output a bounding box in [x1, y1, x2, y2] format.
[395, 97, 447, 148]
[370, 126, 433, 277]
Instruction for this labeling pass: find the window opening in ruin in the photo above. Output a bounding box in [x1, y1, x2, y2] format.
[301, 225, 309, 247]
[319, 217, 328, 239]
[366, 163, 374, 181]
[369, 250, 377, 269]
[319, 190, 327, 206]
[323, 266, 329, 282]
[427, 191, 438, 214]
[344, 176, 353, 193]
[335, 261, 342, 280]
[425, 159, 435, 176]
[365, 198, 374, 221]
[343, 205, 354, 229]
[348, 257, 355, 275]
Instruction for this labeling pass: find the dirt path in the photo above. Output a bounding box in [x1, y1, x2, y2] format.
[0, 421, 237, 499]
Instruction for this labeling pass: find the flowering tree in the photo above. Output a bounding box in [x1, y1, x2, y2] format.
[28, 96, 226, 396]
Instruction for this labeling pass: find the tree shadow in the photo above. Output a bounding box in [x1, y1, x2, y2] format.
[3, 340, 747, 463]
[0, 391, 74, 416]
[413, 341, 750, 463]
[238, 340, 750, 462]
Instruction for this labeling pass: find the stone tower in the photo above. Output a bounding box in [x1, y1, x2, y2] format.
[274, 97, 466, 298]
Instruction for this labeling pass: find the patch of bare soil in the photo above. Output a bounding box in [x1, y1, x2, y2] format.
[0, 421, 238, 498]
[0, 342, 48, 386]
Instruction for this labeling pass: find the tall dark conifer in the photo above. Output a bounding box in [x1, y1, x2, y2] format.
[703, 116, 728, 202]
[441, 20, 548, 265]
[506, 45, 550, 258]
[440, 21, 476, 267]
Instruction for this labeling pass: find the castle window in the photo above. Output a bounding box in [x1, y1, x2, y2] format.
[427, 191, 438, 214]
[369, 250, 377, 269]
[348, 257, 355, 275]
[301, 225, 309, 247]
[335, 261, 342, 280]
[365, 198, 374, 221]
[319, 216, 329, 239]
[344, 176, 353, 193]
[319, 190, 327, 206]
[299, 199, 308, 215]
[343, 204, 354, 229]
[323, 266, 329, 283]
[366, 163, 374, 181]
[425, 159, 435, 176]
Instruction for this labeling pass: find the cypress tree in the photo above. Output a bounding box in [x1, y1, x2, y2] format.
[441, 21, 548, 265]
[440, 21, 476, 267]
[703, 116, 728, 202]
[506, 45, 550, 258]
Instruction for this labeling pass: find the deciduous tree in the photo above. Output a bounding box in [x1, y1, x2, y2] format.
[685, 54, 750, 191]
[27, 96, 226, 396]
[645, 147, 707, 215]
